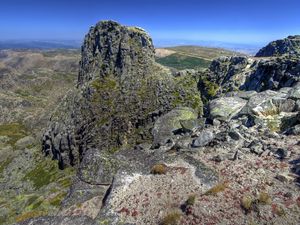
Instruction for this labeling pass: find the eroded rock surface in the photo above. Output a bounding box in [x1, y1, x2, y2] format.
[15, 26, 300, 225]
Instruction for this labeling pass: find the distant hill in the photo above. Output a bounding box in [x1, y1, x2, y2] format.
[155, 45, 245, 70]
[0, 40, 81, 50]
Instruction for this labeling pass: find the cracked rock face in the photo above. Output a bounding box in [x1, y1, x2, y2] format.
[256, 35, 300, 57]
[41, 21, 202, 182]
[78, 21, 155, 85]
[34, 22, 300, 225]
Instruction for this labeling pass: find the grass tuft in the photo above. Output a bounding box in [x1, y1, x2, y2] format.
[204, 182, 228, 196]
[186, 194, 196, 206]
[151, 164, 167, 175]
[258, 192, 271, 205]
[161, 211, 181, 225]
[241, 195, 253, 213]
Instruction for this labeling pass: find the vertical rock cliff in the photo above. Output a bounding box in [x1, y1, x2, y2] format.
[42, 21, 202, 183]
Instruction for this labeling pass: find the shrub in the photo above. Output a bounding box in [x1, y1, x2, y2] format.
[258, 192, 271, 205]
[186, 194, 196, 206]
[161, 211, 181, 225]
[241, 195, 253, 213]
[151, 164, 167, 175]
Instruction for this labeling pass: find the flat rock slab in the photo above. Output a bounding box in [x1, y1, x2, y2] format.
[209, 97, 247, 121]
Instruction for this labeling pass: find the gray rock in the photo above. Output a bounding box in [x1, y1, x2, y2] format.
[249, 140, 264, 155]
[255, 35, 300, 57]
[288, 86, 300, 100]
[180, 118, 205, 133]
[275, 148, 289, 160]
[192, 130, 214, 147]
[295, 100, 300, 111]
[78, 150, 120, 185]
[209, 97, 247, 121]
[15, 136, 35, 149]
[152, 107, 197, 148]
[228, 130, 243, 141]
[16, 216, 96, 225]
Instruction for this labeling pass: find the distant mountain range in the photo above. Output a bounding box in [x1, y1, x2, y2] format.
[0, 40, 81, 50]
[154, 39, 263, 55]
[0, 39, 262, 55]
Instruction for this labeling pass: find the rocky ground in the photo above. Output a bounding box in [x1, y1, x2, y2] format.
[0, 50, 79, 224]
[0, 21, 300, 225]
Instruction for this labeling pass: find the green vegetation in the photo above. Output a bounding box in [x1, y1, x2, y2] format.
[186, 194, 196, 206]
[166, 45, 243, 60]
[172, 75, 203, 115]
[48, 191, 68, 206]
[0, 123, 27, 146]
[0, 157, 13, 175]
[15, 210, 46, 223]
[156, 53, 211, 70]
[198, 77, 219, 103]
[23, 158, 74, 190]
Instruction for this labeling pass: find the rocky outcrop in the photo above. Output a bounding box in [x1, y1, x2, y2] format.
[256, 35, 300, 57]
[42, 21, 202, 178]
[201, 54, 300, 98]
[78, 21, 155, 85]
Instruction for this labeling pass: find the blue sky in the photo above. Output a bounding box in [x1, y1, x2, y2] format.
[1, 0, 300, 45]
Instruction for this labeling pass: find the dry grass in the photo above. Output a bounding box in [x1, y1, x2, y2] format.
[161, 211, 181, 225]
[241, 195, 253, 212]
[204, 182, 228, 196]
[151, 164, 167, 175]
[258, 192, 272, 205]
[186, 194, 196, 206]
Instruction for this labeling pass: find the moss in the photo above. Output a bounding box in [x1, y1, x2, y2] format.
[57, 177, 73, 188]
[26, 195, 39, 207]
[241, 195, 253, 212]
[198, 77, 219, 103]
[204, 182, 228, 196]
[161, 211, 181, 225]
[15, 211, 46, 223]
[23, 158, 75, 190]
[30, 199, 43, 210]
[15, 89, 31, 97]
[107, 146, 121, 154]
[0, 157, 13, 175]
[151, 164, 167, 175]
[91, 77, 117, 92]
[172, 75, 203, 115]
[48, 192, 67, 207]
[0, 123, 27, 146]
[23, 163, 56, 189]
[258, 192, 271, 205]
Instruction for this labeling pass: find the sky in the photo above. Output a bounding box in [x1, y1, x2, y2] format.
[1, 0, 300, 45]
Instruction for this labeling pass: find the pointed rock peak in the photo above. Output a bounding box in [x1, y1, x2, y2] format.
[78, 20, 155, 85]
[255, 35, 300, 57]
